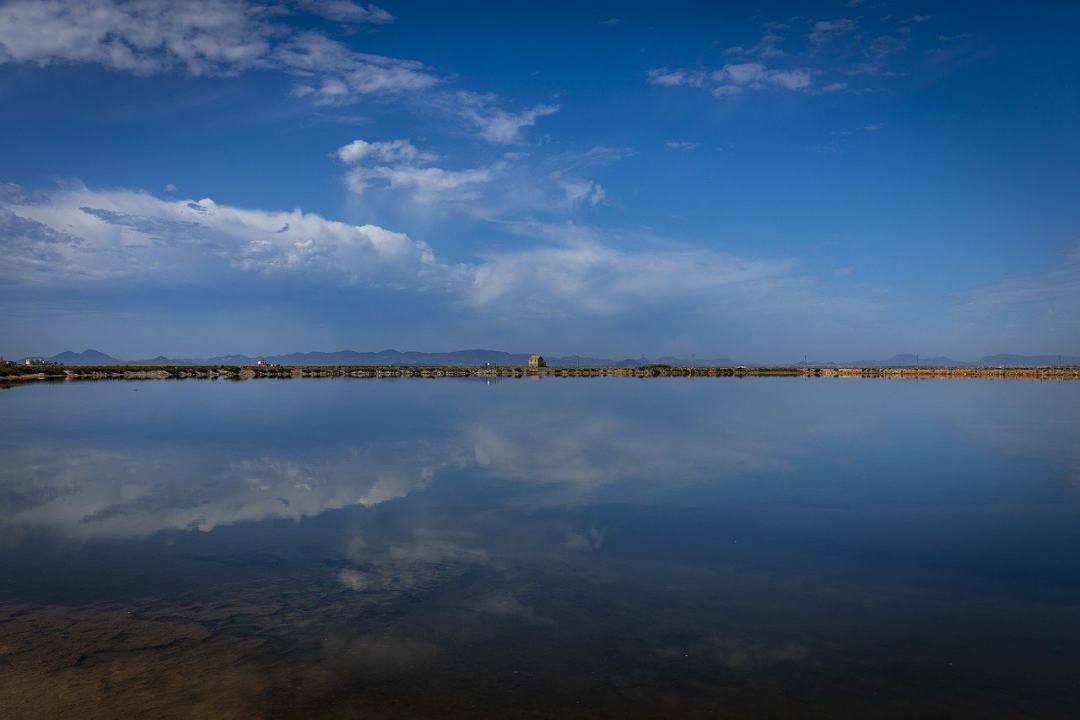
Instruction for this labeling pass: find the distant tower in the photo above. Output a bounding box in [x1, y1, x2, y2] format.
[528, 354, 546, 368]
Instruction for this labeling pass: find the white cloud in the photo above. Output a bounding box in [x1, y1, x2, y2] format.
[466, 233, 801, 315]
[335, 138, 496, 202]
[345, 164, 495, 200]
[721, 62, 769, 85]
[0, 1, 563, 143]
[0, 0, 278, 76]
[1, 181, 878, 331]
[646, 67, 709, 88]
[0, 1, 436, 99]
[0, 181, 447, 288]
[666, 141, 701, 150]
[809, 18, 858, 45]
[274, 31, 438, 102]
[454, 93, 560, 143]
[766, 68, 813, 90]
[296, 1, 394, 24]
[335, 139, 438, 165]
[651, 62, 813, 96]
[724, 29, 786, 59]
[556, 178, 606, 208]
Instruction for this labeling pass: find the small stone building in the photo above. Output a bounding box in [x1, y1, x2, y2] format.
[528, 354, 546, 368]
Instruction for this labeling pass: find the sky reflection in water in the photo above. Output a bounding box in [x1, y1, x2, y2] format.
[1, 378, 1079, 718]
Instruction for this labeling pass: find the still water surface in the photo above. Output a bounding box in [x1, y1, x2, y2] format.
[1, 377, 1079, 718]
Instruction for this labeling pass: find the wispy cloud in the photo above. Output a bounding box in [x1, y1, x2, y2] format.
[467, 240, 786, 314]
[653, 13, 971, 100]
[940, 244, 1080, 355]
[0, 0, 561, 147]
[724, 28, 786, 59]
[809, 18, 858, 45]
[0, 0, 435, 97]
[958, 245, 1080, 318]
[335, 138, 498, 202]
[552, 176, 606, 208]
[666, 141, 701, 150]
[648, 62, 813, 96]
[296, 0, 394, 24]
[453, 92, 560, 143]
[279, 31, 438, 102]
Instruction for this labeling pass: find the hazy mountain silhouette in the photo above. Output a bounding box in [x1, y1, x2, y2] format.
[46, 349, 123, 365]
[39, 349, 1080, 368]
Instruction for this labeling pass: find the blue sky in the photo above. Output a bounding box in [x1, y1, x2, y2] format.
[1, 0, 1077, 361]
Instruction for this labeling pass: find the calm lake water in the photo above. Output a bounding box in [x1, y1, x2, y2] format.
[1, 377, 1079, 718]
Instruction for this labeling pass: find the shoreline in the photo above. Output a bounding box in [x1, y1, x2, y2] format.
[3, 364, 1080, 382]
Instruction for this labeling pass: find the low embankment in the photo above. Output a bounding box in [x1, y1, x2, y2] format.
[2, 364, 1078, 382]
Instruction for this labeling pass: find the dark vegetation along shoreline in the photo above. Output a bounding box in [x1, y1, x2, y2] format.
[3, 364, 1079, 383]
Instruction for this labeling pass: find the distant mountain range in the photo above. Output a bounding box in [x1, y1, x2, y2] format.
[20, 349, 1080, 368]
[31, 348, 644, 368]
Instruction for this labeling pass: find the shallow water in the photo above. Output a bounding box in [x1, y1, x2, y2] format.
[1, 377, 1078, 718]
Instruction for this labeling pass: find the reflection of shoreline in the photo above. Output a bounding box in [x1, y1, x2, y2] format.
[3, 379, 1078, 542]
[4, 364, 1080, 384]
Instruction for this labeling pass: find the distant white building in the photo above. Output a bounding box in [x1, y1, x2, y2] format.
[528, 355, 546, 368]
[23, 357, 52, 366]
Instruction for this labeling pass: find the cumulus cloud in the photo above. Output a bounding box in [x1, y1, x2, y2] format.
[1, 180, 879, 334]
[0, 181, 447, 288]
[335, 139, 438, 165]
